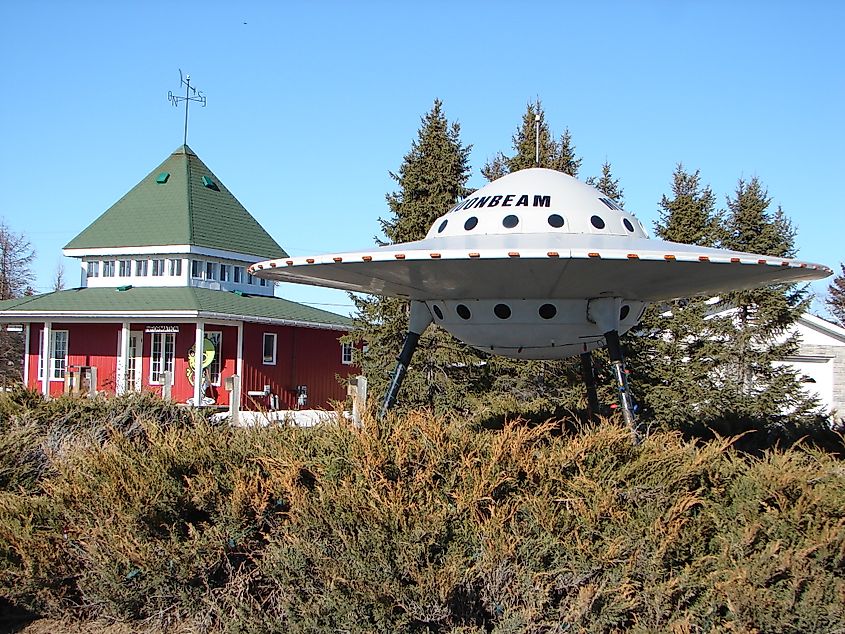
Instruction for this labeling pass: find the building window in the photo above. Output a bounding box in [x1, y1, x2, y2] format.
[152, 259, 165, 276]
[102, 260, 115, 277]
[135, 259, 148, 276]
[263, 333, 277, 365]
[220, 264, 230, 282]
[233, 266, 243, 283]
[118, 260, 131, 277]
[247, 272, 255, 285]
[150, 332, 175, 384]
[38, 330, 69, 380]
[86, 261, 99, 278]
[169, 258, 182, 276]
[191, 260, 203, 279]
[205, 261, 218, 281]
[341, 342, 353, 365]
[259, 277, 268, 287]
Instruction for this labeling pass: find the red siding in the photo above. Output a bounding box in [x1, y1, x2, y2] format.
[23, 320, 354, 411]
[27, 323, 119, 397]
[241, 323, 356, 409]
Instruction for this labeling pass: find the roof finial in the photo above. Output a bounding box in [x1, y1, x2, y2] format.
[168, 69, 206, 147]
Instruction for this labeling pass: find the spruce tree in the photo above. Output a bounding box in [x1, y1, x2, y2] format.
[708, 178, 821, 443]
[826, 264, 845, 326]
[585, 160, 624, 205]
[553, 128, 582, 177]
[625, 165, 725, 427]
[347, 100, 483, 414]
[630, 171, 823, 445]
[482, 100, 582, 179]
[476, 100, 590, 417]
[655, 165, 721, 245]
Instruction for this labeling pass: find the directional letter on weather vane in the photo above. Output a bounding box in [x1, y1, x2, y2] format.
[168, 69, 206, 146]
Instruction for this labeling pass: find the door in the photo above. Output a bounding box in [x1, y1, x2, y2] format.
[126, 332, 143, 392]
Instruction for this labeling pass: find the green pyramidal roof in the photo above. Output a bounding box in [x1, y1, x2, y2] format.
[64, 145, 287, 260]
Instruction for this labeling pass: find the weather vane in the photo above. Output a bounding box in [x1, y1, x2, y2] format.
[168, 69, 206, 146]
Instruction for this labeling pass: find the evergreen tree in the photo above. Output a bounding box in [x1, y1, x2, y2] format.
[347, 100, 484, 414]
[826, 264, 845, 326]
[476, 100, 590, 418]
[625, 165, 724, 427]
[585, 160, 624, 205]
[554, 128, 582, 177]
[655, 165, 721, 245]
[630, 171, 823, 446]
[482, 100, 582, 180]
[704, 179, 820, 444]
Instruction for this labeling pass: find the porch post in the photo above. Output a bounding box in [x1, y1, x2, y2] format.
[236, 321, 244, 411]
[116, 322, 130, 395]
[236, 322, 244, 378]
[41, 322, 51, 397]
[193, 322, 205, 406]
[22, 324, 30, 387]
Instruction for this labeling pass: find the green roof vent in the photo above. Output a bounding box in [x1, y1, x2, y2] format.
[155, 171, 170, 184]
[201, 175, 219, 190]
[117, 284, 133, 292]
[232, 289, 246, 297]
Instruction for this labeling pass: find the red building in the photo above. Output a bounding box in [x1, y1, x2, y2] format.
[0, 145, 356, 409]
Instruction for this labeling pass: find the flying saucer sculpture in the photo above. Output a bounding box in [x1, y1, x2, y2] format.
[251, 168, 831, 432]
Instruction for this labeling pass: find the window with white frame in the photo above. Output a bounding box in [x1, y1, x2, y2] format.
[205, 261, 218, 281]
[233, 266, 243, 283]
[259, 277, 268, 287]
[191, 260, 203, 279]
[118, 259, 131, 277]
[135, 259, 148, 276]
[341, 342, 353, 365]
[220, 264, 230, 282]
[150, 332, 175, 384]
[86, 261, 99, 278]
[247, 272, 256, 285]
[263, 333, 277, 365]
[152, 259, 165, 276]
[103, 260, 115, 277]
[169, 258, 182, 276]
[38, 330, 69, 380]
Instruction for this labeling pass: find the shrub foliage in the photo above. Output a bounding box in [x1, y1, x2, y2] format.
[1, 393, 844, 632]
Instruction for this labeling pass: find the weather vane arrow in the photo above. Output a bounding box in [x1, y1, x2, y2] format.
[168, 69, 206, 146]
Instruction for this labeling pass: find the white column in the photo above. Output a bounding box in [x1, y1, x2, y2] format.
[235, 321, 244, 413]
[22, 324, 30, 387]
[236, 321, 244, 378]
[41, 322, 51, 397]
[193, 322, 205, 406]
[116, 322, 130, 395]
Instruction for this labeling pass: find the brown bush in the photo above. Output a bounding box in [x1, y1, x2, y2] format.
[0, 393, 843, 632]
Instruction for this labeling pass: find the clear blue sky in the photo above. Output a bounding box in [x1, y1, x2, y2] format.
[1, 1, 842, 316]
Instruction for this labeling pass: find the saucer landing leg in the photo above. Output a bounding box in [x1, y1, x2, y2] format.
[379, 301, 433, 418]
[603, 329, 639, 442]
